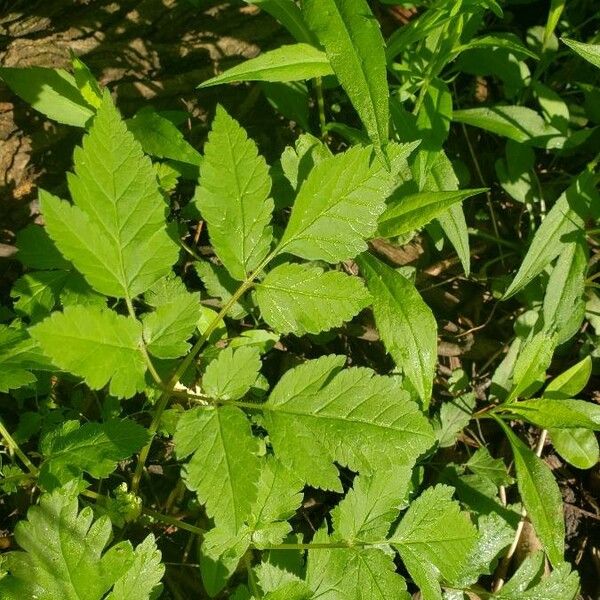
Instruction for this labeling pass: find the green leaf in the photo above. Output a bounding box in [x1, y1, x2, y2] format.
[256, 262, 370, 335]
[194, 105, 273, 280]
[493, 551, 579, 600]
[542, 235, 587, 343]
[378, 188, 485, 238]
[453, 106, 564, 148]
[106, 534, 164, 600]
[199, 44, 333, 87]
[0, 484, 136, 600]
[562, 37, 600, 69]
[548, 428, 599, 470]
[332, 470, 412, 542]
[507, 331, 556, 402]
[277, 145, 393, 262]
[262, 355, 435, 491]
[71, 56, 102, 109]
[497, 419, 565, 566]
[500, 398, 600, 431]
[303, 0, 389, 151]
[15, 224, 70, 270]
[195, 261, 250, 320]
[454, 35, 539, 59]
[503, 171, 596, 298]
[142, 280, 200, 359]
[0, 67, 94, 127]
[545, 356, 592, 398]
[466, 448, 512, 487]
[10, 271, 68, 323]
[174, 405, 261, 530]
[0, 326, 50, 392]
[127, 107, 202, 168]
[30, 305, 147, 399]
[435, 393, 476, 448]
[279, 133, 332, 192]
[389, 485, 478, 600]
[356, 252, 437, 405]
[203, 346, 262, 400]
[40, 93, 178, 298]
[38, 419, 150, 491]
[245, 0, 315, 44]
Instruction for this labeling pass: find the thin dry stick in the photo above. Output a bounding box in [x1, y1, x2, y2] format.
[492, 429, 548, 592]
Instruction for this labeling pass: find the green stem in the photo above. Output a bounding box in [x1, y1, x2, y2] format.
[0, 419, 38, 475]
[314, 77, 326, 137]
[131, 251, 277, 494]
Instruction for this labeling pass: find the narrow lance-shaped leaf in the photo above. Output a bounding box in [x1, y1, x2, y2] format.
[303, 0, 389, 151]
[30, 305, 147, 399]
[40, 92, 178, 299]
[276, 145, 393, 262]
[357, 252, 437, 405]
[256, 262, 371, 335]
[245, 0, 315, 44]
[194, 106, 273, 280]
[496, 418, 565, 567]
[199, 44, 333, 87]
[562, 37, 600, 69]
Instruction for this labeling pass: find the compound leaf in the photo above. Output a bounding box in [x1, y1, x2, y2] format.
[389, 485, 478, 600]
[0, 484, 136, 600]
[203, 346, 262, 401]
[194, 105, 273, 281]
[278, 145, 393, 262]
[40, 93, 178, 298]
[30, 305, 147, 399]
[262, 355, 434, 491]
[174, 405, 261, 531]
[357, 252, 437, 405]
[303, 0, 389, 151]
[256, 262, 370, 335]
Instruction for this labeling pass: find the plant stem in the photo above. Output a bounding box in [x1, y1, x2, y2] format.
[314, 77, 326, 137]
[0, 419, 38, 475]
[131, 252, 276, 494]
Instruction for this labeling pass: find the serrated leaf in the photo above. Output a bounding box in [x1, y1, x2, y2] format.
[10, 271, 68, 323]
[497, 419, 565, 566]
[466, 448, 512, 487]
[332, 470, 412, 543]
[378, 189, 485, 238]
[255, 546, 305, 594]
[195, 261, 250, 320]
[15, 224, 70, 270]
[174, 405, 261, 530]
[256, 262, 370, 335]
[0, 326, 50, 392]
[280, 133, 332, 192]
[106, 534, 164, 600]
[38, 419, 150, 491]
[503, 171, 596, 298]
[199, 44, 333, 87]
[0, 66, 94, 127]
[71, 56, 102, 109]
[453, 106, 564, 148]
[0, 484, 135, 600]
[262, 355, 434, 491]
[549, 427, 599, 469]
[40, 93, 178, 298]
[542, 235, 587, 344]
[500, 398, 600, 431]
[142, 281, 200, 359]
[303, 0, 389, 151]
[194, 106, 273, 281]
[435, 393, 476, 448]
[203, 346, 262, 400]
[276, 142, 393, 263]
[30, 305, 147, 399]
[389, 485, 478, 600]
[562, 37, 600, 69]
[306, 530, 411, 600]
[356, 252, 437, 405]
